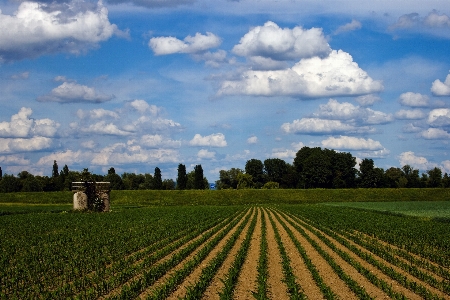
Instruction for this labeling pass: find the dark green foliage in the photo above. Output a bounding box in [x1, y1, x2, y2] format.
[105, 172, 125, 190]
[263, 158, 288, 185]
[52, 160, 59, 178]
[245, 159, 265, 188]
[177, 163, 187, 190]
[194, 164, 204, 189]
[216, 168, 243, 189]
[358, 158, 384, 188]
[0, 174, 22, 193]
[427, 167, 442, 188]
[153, 167, 162, 190]
[0, 166, 3, 180]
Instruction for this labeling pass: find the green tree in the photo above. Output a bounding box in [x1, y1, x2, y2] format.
[177, 163, 188, 190]
[0, 174, 22, 193]
[264, 158, 288, 185]
[52, 160, 59, 178]
[262, 181, 279, 189]
[427, 167, 442, 188]
[402, 165, 421, 188]
[215, 168, 243, 189]
[162, 179, 176, 190]
[22, 176, 43, 192]
[385, 167, 406, 188]
[153, 167, 163, 190]
[105, 168, 124, 190]
[194, 165, 205, 189]
[442, 173, 450, 188]
[237, 173, 253, 189]
[358, 158, 384, 188]
[0, 166, 2, 180]
[332, 151, 357, 188]
[245, 159, 265, 188]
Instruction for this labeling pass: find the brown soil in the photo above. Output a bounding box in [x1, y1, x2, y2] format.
[138, 208, 253, 299]
[167, 208, 256, 299]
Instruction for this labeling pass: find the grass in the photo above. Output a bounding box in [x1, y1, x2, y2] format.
[324, 201, 450, 219]
[1, 188, 449, 206]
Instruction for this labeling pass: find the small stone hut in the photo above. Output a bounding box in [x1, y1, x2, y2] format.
[72, 182, 111, 212]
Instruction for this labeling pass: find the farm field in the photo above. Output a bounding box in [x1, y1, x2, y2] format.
[1, 203, 450, 299]
[324, 200, 450, 219]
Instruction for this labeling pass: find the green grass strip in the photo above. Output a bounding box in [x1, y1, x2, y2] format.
[266, 209, 306, 300]
[146, 208, 255, 300]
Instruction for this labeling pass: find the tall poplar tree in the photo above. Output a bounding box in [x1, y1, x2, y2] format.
[194, 165, 205, 189]
[153, 167, 162, 190]
[177, 163, 187, 190]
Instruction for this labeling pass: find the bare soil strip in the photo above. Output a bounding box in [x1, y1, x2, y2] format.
[262, 209, 290, 300]
[275, 209, 389, 300]
[276, 210, 358, 300]
[138, 208, 253, 299]
[350, 230, 450, 282]
[202, 208, 261, 300]
[265, 209, 330, 299]
[294, 213, 442, 299]
[102, 211, 246, 299]
[167, 208, 256, 299]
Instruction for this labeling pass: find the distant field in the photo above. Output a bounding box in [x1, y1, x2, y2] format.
[324, 200, 450, 219]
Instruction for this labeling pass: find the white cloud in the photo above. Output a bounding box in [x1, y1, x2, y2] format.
[281, 118, 355, 134]
[0, 1, 122, 61]
[271, 148, 297, 159]
[149, 32, 221, 55]
[334, 19, 362, 35]
[11, 72, 30, 80]
[399, 92, 429, 107]
[427, 108, 450, 126]
[395, 109, 426, 120]
[355, 94, 381, 106]
[420, 128, 450, 139]
[140, 134, 181, 148]
[77, 108, 119, 120]
[189, 133, 227, 147]
[37, 82, 114, 103]
[247, 136, 258, 144]
[0, 154, 30, 165]
[129, 99, 160, 115]
[398, 151, 432, 170]
[81, 140, 96, 149]
[0, 107, 59, 138]
[321, 136, 384, 151]
[105, 0, 194, 8]
[197, 149, 216, 160]
[0, 137, 52, 153]
[37, 149, 85, 166]
[313, 99, 393, 125]
[78, 121, 132, 136]
[218, 50, 383, 98]
[232, 21, 331, 61]
[431, 74, 450, 96]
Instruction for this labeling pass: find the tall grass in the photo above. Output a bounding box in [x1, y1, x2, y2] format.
[0, 188, 449, 206]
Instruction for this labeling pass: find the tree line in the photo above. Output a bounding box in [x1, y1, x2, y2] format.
[215, 146, 450, 189]
[0, 161, 208, 193]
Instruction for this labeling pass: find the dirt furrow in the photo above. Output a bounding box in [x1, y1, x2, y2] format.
[102, 211, 246, 299]
[194, 207, 261, 300]
[262, 209, 290, 300]
[277, 210, 358, 299]
[138, 208, 253, 299]
[167, 208, 256, 299]
[266, 209, 329, 299]
[276, 210, 390, 300]
[230, 207, 261, 300]
[294, 214, 435, 299]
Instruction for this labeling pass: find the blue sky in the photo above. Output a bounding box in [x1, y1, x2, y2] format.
[1, 0, 450, 182]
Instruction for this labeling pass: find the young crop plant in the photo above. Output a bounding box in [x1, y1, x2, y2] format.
[252, 209, 269, 300]
[266, 209, 306, 300]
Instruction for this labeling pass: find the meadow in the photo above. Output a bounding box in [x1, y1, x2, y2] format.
[1, 189, 449, 299]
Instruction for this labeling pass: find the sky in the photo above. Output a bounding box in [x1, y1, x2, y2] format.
[1, 0, 450, 182]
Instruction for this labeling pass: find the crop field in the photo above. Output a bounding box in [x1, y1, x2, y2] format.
[1, 202, 450, 300]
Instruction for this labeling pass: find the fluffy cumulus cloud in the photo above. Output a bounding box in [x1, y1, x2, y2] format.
[247, 136, 258, 144]
[334, 19, 362, 35]
[390, 10, 450, 38]
[321, 136, 384, 151]
[313, 99, 393, 125]
[140, 134, 181, 148]
[0, 0, 122, 61]
[427, 108, 450, 126]
[149, 32, 221, 55]
[431, 74, 450, 96]
[105, 0, 194, 8]
[0, 107, 59, 138]
[37, 81, 114, 103]
[355, 94, 381, 106]
[281, 118, 355, 134]
[399, 92, 429, 107]
[232, 21, 331, 62]
[398, 151, 433, 171]
[395, 109, 426, 120]
[197, 149, 216, 160]
[189, 133, 227, 147]
[420, 128, 450, 139]
[0, 154, 31, 166]
[0, 137, 53, 154]
[218, 50, 383, 98]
